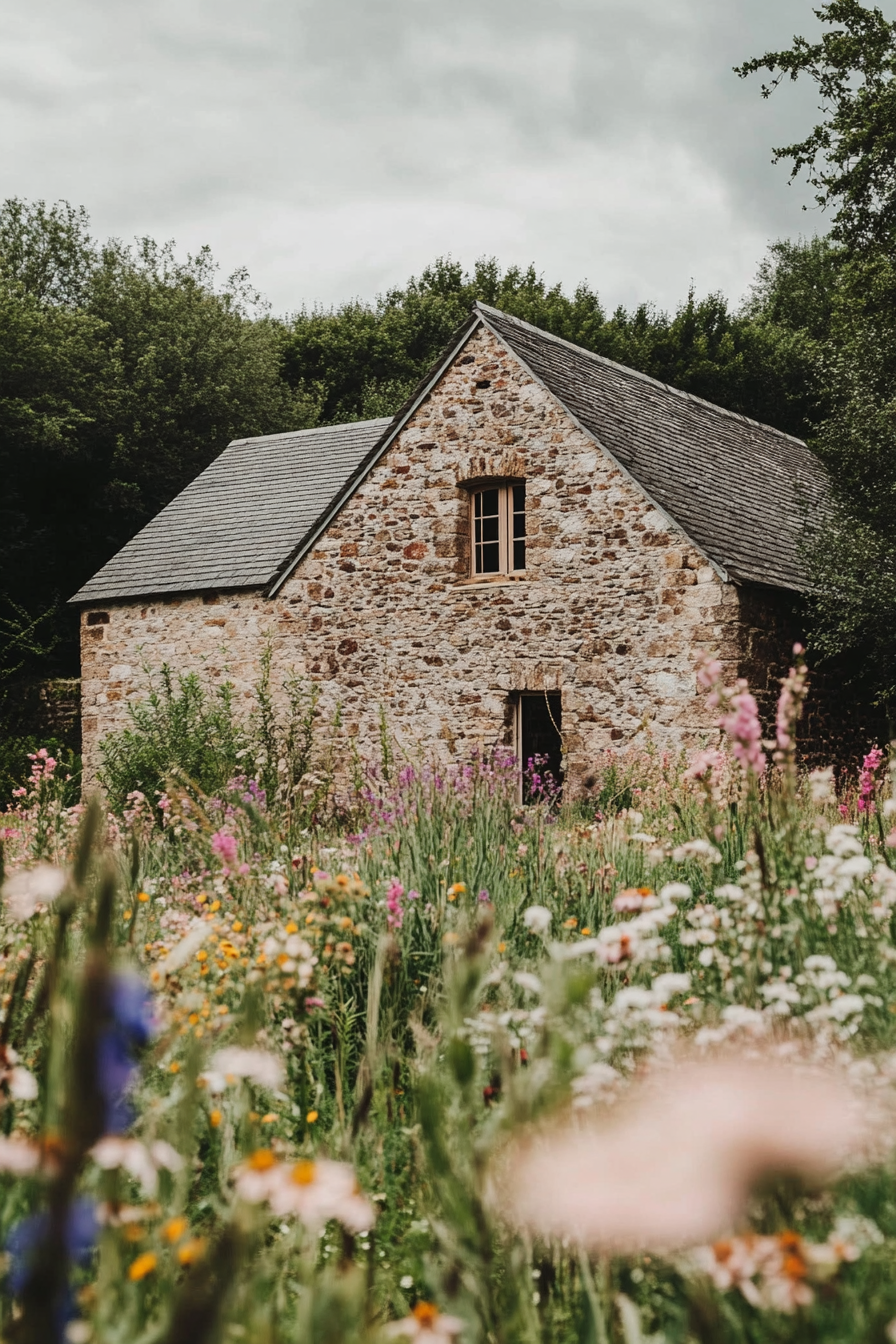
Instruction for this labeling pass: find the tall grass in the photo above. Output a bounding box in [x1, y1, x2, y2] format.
[1, 655, 896, 1341]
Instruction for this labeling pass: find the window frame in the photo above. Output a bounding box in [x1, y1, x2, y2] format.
[468, 480, 526, 578]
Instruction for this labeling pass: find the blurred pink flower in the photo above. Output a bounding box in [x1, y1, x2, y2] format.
[857, 747, 885, 814]
[210, 831, 238, 866]
[720, 688, 766, 776]
[386, 878, 405, 930]
[496, 1056, 869, 1254]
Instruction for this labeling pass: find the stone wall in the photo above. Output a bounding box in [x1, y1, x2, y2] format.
[80, 325, 818, 793]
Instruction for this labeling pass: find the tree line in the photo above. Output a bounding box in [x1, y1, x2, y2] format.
[4, 0, 896, 738]
[0, 210, 828, 682]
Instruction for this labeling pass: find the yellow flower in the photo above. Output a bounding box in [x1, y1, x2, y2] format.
[232, 920, 243, 933]
[137, 892, 149, 903]
[128, 1252, 157, 1282]
[261, 1113, 277, 1124]
[306, 1110, 318, 1124]
[497, 942, 506, 953]
[123, 909, 133, 921]
[209, 1109, 222, 1128]
[196, 950, 208, 962]
[285, 921, 299, 934]
[581, 928, 591, 936]
[163, 1216, 188, 1244]
[563, 917, 578, 928]
[169, 1062, 181, 1074]
[177, 1238, 206, 1266]
[209, 899, 221, 912]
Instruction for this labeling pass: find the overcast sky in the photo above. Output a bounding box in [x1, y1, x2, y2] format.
[1, 0, 881, 316]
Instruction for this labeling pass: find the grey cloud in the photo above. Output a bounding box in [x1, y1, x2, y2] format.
[1, 0, 889, 315]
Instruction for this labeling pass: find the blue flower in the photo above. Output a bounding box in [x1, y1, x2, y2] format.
[97, 972, 155, 1134]
[7, 1197, 98, 1340]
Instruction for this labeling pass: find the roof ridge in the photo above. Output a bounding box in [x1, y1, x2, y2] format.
[474, 301, 810, 453]
[228, 416, 393, 448]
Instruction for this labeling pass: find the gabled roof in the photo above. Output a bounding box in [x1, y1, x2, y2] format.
[73, 303, 827, 605]
[475, 304, 825, 591]
[70, 419, 392, 603]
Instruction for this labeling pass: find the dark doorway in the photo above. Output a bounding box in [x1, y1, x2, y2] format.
[518, 693, 563, 803]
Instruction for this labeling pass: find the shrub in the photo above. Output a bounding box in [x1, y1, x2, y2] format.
[98, 665, 249, 812]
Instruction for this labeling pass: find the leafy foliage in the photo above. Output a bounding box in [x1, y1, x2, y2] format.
[0, 199, 321, 680]
[97, 667, 250, 813]
[284, 256, 819, 439]
[737, 1, 896, 254]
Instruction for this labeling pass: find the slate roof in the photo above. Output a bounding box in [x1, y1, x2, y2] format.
[73, 304, 828, 605]
[71, 419, 392, 603]
[476, 304, 826, 591]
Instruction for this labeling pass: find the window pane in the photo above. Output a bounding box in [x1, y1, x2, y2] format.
[481, 515, 499, 543]
[511, 484, 526, 569]
[480, 488, 500, 517]
[480, 542, 500, 573]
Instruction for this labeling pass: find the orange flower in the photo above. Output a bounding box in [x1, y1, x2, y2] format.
[177, 1238, 206, 1265]
[163, 1216, 188, 1244]
[128, 1252, 157, 1282]
[248, 1149, 276, 1171]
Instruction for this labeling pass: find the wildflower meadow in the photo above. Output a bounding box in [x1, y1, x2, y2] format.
[4, 651, 896, 1343]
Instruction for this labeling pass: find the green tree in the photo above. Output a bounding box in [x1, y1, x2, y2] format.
[284, 256, 818, 438]
[0, 200, 321, 678]
[740, 3, 896, 703]
[737, 1, 896, 254]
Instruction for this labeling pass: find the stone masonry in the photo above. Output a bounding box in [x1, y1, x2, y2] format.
[79, 326, 838, 792]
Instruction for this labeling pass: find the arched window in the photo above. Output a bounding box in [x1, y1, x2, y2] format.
[470, 481, 526, 576]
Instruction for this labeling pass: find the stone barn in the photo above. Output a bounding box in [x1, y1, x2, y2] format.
[72, 303, 864, 795]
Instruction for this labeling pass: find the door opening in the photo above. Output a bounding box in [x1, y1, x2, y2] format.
[517, 692, 563, 803]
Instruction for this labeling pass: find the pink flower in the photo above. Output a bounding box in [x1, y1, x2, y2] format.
[684, 749, 725, 782]
[210, 831, 238, 866]
[696, 654, 723, 691]
[857, 747, 885, 814]
[720, 688, 766, 776]
[774, 649, 808, 767]
[496, 1055, 869, 1255]
[386, 878, 405, 930]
